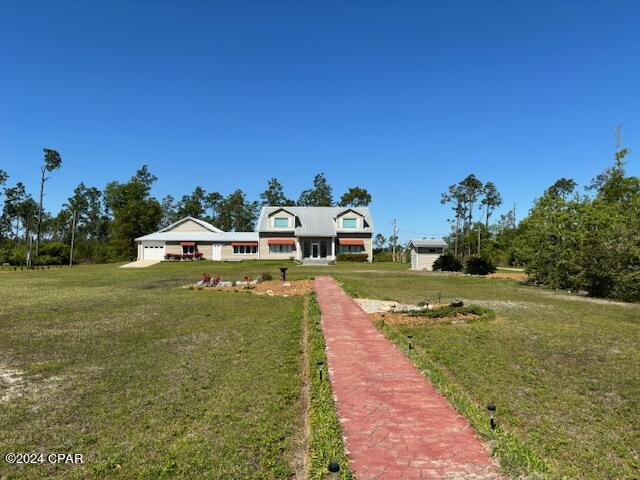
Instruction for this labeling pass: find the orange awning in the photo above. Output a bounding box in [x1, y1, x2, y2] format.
[338, 239, 364, 246]
[179, 241, 196, 246]
[231, 242, 258, 246]
[267, 238, 295, 245]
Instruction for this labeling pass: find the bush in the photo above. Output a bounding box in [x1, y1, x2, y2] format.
[260, 272, 273, 281]
[432, 254, 463, 272]
[36, 243, 70, 265]
[464, 255, 497, 275]
[336, 253, 368, 262]
[373, 252, 393, 262]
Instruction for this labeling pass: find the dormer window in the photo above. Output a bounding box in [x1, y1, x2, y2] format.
[274, 217, 289, 228]
[342, 218, 357, 228]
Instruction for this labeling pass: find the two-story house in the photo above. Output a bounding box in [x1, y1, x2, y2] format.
[135, 206, 374, 263]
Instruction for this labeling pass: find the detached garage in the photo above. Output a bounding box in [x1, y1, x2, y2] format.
[408, 239, 447, 271]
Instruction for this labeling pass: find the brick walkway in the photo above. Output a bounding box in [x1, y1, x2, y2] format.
[314, 276, 499, 480]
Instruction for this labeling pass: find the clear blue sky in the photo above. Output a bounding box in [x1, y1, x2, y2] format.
[1, 1, 639, 240]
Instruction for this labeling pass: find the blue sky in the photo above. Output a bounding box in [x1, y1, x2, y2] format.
[1, 1, 639, 240]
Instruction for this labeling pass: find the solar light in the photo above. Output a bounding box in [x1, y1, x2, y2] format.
[487, 403, 497, 430]
[407, 335, 413, 350]
[328, 462, 340, 480]
[318, 361, 325, 381]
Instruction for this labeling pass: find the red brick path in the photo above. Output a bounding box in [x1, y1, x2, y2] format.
[314, 276, 499, 480]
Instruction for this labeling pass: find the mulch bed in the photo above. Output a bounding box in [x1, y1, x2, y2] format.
[486, 272, 528, 280]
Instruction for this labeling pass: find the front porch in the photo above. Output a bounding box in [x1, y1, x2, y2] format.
[298, 237, 369, 262]
[299, 237, 335, 261]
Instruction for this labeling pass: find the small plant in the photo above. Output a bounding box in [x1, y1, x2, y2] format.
[243, 275, 250, 282]
[432, 254, 463, 272]
[261, 272, 273, 281]
[464, 255, 497, 275]
[201, 273, 212, 282]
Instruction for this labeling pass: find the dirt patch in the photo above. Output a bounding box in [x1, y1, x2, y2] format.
[0, 365, 24, 403]
[369, 311, 480, 325]
[0, 363, 61, 403]
[486, 272, 529, 280]
[198, 279, 313, 297]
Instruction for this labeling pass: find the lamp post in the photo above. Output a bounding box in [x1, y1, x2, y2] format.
[318, 361, 324, 381]
[328, 462, 340, 480]
[487, 403, 496, 430]
[407, 335, 413, 350]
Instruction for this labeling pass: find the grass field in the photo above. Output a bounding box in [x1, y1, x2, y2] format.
[0, 262, 312, 479]
[2, 261, 639, 479]
[335, 270, 640, 479]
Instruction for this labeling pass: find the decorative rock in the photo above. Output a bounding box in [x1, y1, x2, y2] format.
[449, 298, 464, 307]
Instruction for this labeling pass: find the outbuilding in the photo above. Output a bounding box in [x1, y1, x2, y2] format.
[408, 239, 447, 271]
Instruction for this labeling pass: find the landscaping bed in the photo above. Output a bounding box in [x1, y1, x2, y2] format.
[202, 279, 313, 296]
[370, 305, 495, 325]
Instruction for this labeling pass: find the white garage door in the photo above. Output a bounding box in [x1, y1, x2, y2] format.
[143, 244, 165, 260]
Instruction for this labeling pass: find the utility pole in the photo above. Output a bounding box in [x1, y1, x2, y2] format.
[391, 219, 398, 262]
[69, 210, 76, 268]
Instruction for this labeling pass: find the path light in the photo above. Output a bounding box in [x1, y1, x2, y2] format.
[487, 403, 497, 430]
[279, 267, 288, 281]
[328, 462, 340, 480]
[317, 361, 325, 381]
[407, 335, 413, 350]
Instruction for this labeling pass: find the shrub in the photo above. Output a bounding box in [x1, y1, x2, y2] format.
[261, 272, 273, 281]
[373, 252, 393, 262]
[464, 255, 497, 275]
[432, 254, 463, 272]
[336, 253, 368, 262]
[36, 242, 70, 266]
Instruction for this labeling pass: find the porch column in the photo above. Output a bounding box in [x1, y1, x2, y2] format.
[331, 238, 335, 259]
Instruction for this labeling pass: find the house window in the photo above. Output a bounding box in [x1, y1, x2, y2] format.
[182, 245, 197, 254]
[339, 244, 364, 253]
[269, 244, 294, 254]
[274, 217, 289, 228]
[342, 218, 357, 228]
[233, 245, 257, 254]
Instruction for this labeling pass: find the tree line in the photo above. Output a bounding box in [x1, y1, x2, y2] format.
[431, 131, 639, 301]
[0, 156, 372, 265]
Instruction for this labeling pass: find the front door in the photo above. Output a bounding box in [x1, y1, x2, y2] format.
[311, 242, 320, 259]
[212, 244, 222, 261]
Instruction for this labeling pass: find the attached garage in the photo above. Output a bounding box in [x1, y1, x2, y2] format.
[141, 241, 165, 260]
[408, 239, 447, 271]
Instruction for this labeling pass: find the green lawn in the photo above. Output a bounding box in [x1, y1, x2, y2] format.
[3, 261, 638, 479]
[335, 270, 640, 479]
[0, 262, 309, 479]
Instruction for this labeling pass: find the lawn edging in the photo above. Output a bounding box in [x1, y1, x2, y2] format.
[376, 320, 549, 479]
[306, 294, 352, 479]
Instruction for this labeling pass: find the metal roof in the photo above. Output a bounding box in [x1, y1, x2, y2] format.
[135, 231, 258, 242]
[408, 238, 448, 248]
[256, 206, 374, 237]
